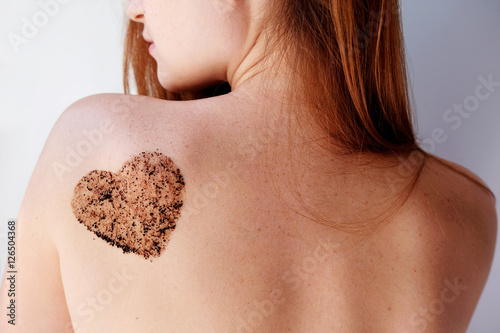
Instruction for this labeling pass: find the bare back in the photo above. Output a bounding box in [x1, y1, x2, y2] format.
[1, 92, 496, 333]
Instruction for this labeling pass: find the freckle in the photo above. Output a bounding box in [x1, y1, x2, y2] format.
[388, 307, 392, 311]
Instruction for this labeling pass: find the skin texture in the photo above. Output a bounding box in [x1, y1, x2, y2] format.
[0, 0, 496, 332]
[71, 151, 185, 259]
[0, 92, 495, 332]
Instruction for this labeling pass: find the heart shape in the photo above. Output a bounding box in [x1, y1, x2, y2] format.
[71, 151, 185, 259]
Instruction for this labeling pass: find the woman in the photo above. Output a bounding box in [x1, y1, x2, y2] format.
[1, 0, 497, 332]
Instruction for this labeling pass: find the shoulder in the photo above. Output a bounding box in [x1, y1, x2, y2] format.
[422, 154, 494, 197]
[49, 93, 148, 146]
[406, 153, 497, 305]
[386, 153, 497, 330]
[54, 93, 159, 136]
[55, 92, 229, 150]
[29, 93, 233, 203]
[24, 93, 194, 199]
[415, 152, 497, 253]
[37, 94, 146, 184]
[419, 154, 497, 236]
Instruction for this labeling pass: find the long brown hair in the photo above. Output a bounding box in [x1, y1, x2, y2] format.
[123, 0, 494, 233]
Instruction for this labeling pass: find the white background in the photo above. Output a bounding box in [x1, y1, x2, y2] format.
[0, 0, 499, 331]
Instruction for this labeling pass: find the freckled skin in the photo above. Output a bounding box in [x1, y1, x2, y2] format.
[71, 151, 185, 259]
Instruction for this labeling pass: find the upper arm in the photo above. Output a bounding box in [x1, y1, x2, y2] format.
[426, 154, 497, 253]
[448, 189, 498, 333]
[418, 156, 498, 332]
[0, 95, 113, 332]
[0, 211, 73, 332]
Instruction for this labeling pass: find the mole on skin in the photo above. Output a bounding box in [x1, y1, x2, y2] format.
[71, 151, 186, 259]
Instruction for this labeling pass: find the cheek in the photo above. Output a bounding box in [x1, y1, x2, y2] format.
[148, 1, 213, 46]
[148, 8, 199, 60]
[146, 2, 234, 90]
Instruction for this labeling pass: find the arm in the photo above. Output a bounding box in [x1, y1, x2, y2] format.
[0, 109, 76, 332]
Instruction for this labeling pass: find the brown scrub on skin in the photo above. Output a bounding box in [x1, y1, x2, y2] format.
[71, 151, 186, 259]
